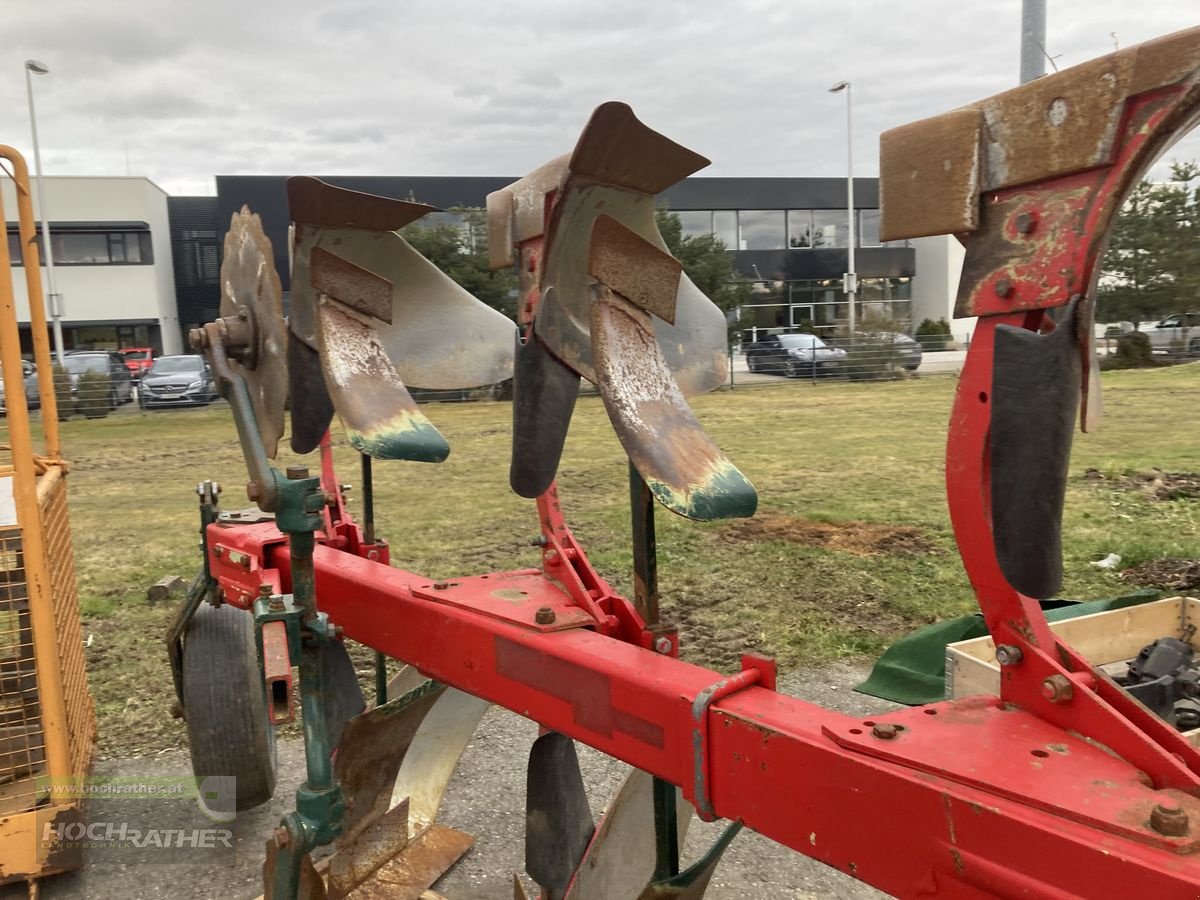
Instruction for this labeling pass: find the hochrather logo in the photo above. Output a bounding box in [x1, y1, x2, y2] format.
[41, 821, 233, 849]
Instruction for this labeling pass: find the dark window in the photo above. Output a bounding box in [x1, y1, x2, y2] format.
[859, 209, 881, 246]
[737, 211, 785, 250]
[812, 211, 849, 248]
[788, 210, 814, 248]
[676, 211, 712, 238]
[5, 229, 153, 266]
[713, 211, 737, 248]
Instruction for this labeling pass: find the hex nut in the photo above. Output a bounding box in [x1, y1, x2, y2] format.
[995, 644, 1023, 666]
[1015, 212, 1035, 234]
[1150, 800, 1190, 837]
[655, 637, 674, 655]
[995, 278, 1013, 298]
[1042, 674, 1074, 704]
[535, 606, 557, 625]
[872, 723, 899, 740]
[286, 466, 309, 481]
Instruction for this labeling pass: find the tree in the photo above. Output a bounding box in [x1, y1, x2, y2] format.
[400, 207, 518, 319]
[1099, 161, 1200, 325]
[655, 208, 751, 325]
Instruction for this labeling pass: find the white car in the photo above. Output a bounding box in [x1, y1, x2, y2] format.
[1146, 312, 1200, 357]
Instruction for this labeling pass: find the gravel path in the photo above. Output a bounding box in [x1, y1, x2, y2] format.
[0, 664, 895, 899]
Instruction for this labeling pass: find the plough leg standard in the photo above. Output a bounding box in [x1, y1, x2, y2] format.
[164, 27, 1200, 899]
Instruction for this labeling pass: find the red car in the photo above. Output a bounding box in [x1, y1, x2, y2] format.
[120, 348, 155, 381]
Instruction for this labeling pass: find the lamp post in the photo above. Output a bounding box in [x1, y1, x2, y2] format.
[24, 58, 66, 365]
[828, 80, 857, 336]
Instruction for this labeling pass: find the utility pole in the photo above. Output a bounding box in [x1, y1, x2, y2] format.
[1020, 0, 1047, 84]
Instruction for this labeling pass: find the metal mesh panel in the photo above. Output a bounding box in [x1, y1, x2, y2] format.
[0, 520, 47, 813]
[40, 472, 93, 778]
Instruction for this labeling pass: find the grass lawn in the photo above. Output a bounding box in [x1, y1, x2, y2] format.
[5, 365, 1197, 756]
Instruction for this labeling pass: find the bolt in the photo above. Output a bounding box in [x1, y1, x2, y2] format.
[871, 723, 899, 740]
[1042, 674, 1074, 704]
[654, 637, 674, 655]
[432, 581, 450, 590]
[188, 328, 208, 350]
[544, 549, 560, 566]
[995, 645, 1023, 666]
[286, 466, 309, 481]
[1015, 212, 1035, 234]
[339, 483, 352, 493]
[268, 595, 285, 612]
[196, 482, 206, 497]
[273, 826, 290, 848]
[535, 606, 556, 625]
[246, 481, 261, 502]
[213, 546, 224, 558]
[994, 278, 1013, 298]
[213, 483, 221, 494]
[529, 535, 548, 547]
[258, 583, 272, 598]
[1150, 800, 1190, 837]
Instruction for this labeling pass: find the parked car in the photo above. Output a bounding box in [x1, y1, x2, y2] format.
[1146, 312, 1200, 357]
[854, 331, 924, 372]
[0, 360, 40, 414]
[63, 352, 134, 407]
[745, 332, 848, 376]
[120, 347, 156, 381]
[138, 355, 218, 408]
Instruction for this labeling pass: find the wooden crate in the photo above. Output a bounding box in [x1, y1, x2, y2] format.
[946, 596, 1200, 743]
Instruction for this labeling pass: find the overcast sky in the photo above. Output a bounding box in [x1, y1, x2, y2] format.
[1, 1, 1197, 197]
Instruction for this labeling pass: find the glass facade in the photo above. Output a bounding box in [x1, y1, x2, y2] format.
[738, 277, 913, 338]
[666, 208, 901, 250]
[6, 229, 154, 266]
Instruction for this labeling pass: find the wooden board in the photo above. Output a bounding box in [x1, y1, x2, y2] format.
[946, 596, 1200, 743]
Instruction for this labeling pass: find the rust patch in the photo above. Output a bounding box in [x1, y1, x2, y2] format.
[720, 513, 934, 556]
[310, 246, 393, 323]
[588, 214, 681, 324]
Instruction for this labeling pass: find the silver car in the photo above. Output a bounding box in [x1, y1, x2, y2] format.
[0, 360, 40, 414]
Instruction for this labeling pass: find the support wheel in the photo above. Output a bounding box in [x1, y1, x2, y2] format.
[183, 602, 277, 810]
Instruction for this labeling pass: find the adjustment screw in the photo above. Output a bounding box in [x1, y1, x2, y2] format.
[1015, 212, 1035, 234]
[258, 584, 272, 598]
[871, 723, 899, 740]
[286, 466, 309, 481]
[246, 481, 261, 502]
[535, 606, 556, 625]
[273, 826, 290, 848]
[654, 637, 674, 655]
[994, 278, 1013, 298]
[1150, 800, 1190, 837]
[1041, 674, 1074, 704]
[995, 645, 1023, 666]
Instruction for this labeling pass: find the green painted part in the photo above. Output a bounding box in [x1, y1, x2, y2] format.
[347, 416, 450, 462]
[647, 462, 757, 522]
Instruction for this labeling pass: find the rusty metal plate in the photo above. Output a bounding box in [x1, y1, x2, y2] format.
[288, 176, 435, 231]
[305, 228, 515, 389]
[311, 247, 393, 323]
[219, 207, 288, 458]
[316, 298, 450, 462]
[879, 108, 982, 241]
[335, 680, 447, 846]
[569, 102, 709, 196]
[589, 215, 681, 324]
[590, 288, 756, 521]
[339, 824, 473, 899]
[564, 768, 694, 900]
[537, 183, 727, 396]
[489, 156, 570, 248]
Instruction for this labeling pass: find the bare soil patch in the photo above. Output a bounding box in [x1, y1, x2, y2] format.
[720, 513, 935, 556]
[1120, 558, 1200, 592]
[1084, 468, 1200, 501]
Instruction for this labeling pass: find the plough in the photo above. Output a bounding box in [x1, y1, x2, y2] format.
[163, 27, 1200, 898]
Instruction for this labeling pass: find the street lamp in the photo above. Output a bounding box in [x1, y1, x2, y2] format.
[24, 58, 66, 364]
[828, 80, 857, 336]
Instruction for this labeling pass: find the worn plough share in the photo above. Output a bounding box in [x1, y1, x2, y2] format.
[165, 29, 1200, 899]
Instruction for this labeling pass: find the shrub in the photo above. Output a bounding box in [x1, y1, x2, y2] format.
[51, 365, 74, 421]
[915, 318, 952, 351]
[1099, 330, 1156, 371]
[75, 370, 113, 419]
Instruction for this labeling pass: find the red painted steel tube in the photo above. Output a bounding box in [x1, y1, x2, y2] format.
[242, 537, 1200, 899]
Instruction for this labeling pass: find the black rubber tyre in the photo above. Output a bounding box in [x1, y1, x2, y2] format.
[1190, 337, 1200, 358]
[183, 602, 277, 810]
[746, 355, 758, 373]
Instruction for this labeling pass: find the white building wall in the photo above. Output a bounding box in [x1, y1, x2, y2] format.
[909, 234, 975, 344]
[1, 176, 181, 353]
